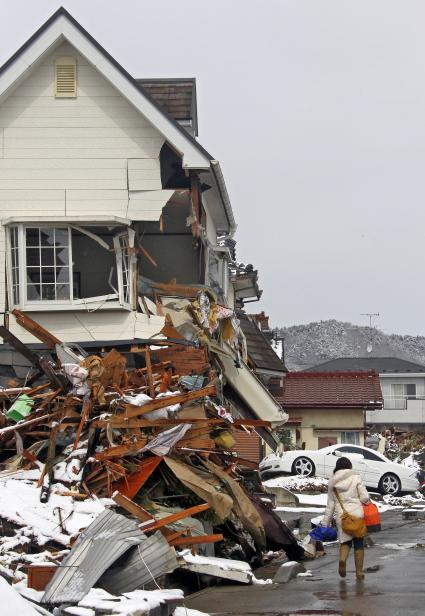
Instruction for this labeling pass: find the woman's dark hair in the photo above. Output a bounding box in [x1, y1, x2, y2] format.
[334, 456, 352, 474]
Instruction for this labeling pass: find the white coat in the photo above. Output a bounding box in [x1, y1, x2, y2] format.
[322, 468, 370, 543]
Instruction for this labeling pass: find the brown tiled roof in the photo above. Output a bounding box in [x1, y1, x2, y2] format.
[136, 78, 197, 134]
[280, 371, 383, 409]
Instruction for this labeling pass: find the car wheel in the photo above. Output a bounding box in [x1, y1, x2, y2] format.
[379, 473, 401, 496]
[292, 457, 316, 477]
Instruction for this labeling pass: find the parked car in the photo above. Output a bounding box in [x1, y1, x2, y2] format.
[259, 444, 420, 495]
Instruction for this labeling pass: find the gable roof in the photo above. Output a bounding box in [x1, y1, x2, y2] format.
[238, 313, 287, 373]
[306, 357, 425, 374]
[281, 371, 383, 408]
[137, 79, 198, 135]
[0, 7, 209, 167]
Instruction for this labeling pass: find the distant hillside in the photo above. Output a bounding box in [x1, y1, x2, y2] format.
[277, 320, 425, 371]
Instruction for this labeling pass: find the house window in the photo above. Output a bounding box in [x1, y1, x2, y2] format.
[389, 383, 416, 409]
[7, 224, 132, 309]
[25, 227, 71, 302]
[340, 431, 360, 445]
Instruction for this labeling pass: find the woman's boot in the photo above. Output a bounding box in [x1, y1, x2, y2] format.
[338, 544, 351, 578]
[354, 548, 365, 580]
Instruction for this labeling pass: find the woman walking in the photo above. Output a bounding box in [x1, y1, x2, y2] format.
[322, 457, 370, 579]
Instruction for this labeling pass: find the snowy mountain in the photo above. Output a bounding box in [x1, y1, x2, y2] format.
[276, 320, 425, 371]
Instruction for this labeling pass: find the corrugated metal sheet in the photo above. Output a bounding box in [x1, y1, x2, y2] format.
[42, 509, 145, 605]
[99, 530, 178, 593]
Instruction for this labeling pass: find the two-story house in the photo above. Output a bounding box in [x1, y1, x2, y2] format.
[0, 8, 287, 442]
[307, 357, 425, 432]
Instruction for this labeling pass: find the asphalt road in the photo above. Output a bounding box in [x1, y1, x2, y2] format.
[185, 510, 425, 616]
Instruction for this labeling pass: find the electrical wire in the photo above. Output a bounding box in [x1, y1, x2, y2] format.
[137, 543, 161, 590]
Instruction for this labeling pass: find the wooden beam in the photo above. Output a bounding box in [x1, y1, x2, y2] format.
[112, 491, 154, 524]
[0, 407, 65, 436]
[73, 398, 92, 451]
[12, 309, 62, 349]
[144, 346, 155, 398]
[169, 533, 223, 547]
[121, 384, 216, 419]
[91, 417, 271, 430]
[94, 438, 148, 461]
[140, 502, 210, 532]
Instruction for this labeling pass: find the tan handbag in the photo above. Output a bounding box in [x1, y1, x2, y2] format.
[333, 488, 367, 539]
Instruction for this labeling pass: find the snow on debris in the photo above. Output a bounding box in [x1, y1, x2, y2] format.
[179, 550, 251, 572]
[0, 577, 40, 616]
[78, 587, 184, 615]
[262, 475, 328, 493]
[383, 492, 425, 507]
[0, 478, 107, 546]
[398, 454, 421, 470]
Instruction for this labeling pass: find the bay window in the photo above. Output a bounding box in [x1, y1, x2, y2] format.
[7, 224, 133, 310]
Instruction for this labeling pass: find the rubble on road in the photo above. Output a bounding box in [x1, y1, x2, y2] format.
[0, 306, 301, 614]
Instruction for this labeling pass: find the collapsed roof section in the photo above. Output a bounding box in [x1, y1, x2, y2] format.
[137, 78, 198, 136]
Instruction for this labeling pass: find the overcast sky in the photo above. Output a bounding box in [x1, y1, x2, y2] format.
[1, 1, 424, 335]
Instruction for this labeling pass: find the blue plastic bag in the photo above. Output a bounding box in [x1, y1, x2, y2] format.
[309, 526, 337, 542]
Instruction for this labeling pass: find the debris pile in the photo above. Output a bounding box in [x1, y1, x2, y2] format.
[0, 301, 299, 614]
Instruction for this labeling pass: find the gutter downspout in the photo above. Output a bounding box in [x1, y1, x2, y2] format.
[210, 160, 237, 235]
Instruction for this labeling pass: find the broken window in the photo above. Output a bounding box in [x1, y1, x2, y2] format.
[7, 224, 133, 309]
[136, 192, 203, 285]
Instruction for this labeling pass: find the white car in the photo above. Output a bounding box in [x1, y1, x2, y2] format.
[259, 444, 420, 495]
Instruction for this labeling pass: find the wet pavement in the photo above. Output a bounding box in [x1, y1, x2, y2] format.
[185, 510, 425, 616]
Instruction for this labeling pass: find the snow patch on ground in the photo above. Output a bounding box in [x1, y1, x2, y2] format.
[173, 609, 211, 616]
[262, 475, 328, 493]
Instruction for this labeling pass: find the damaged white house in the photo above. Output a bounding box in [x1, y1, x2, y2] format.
[0, 8, 286, 441]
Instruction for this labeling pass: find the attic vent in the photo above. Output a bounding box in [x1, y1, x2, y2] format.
[55, 57, 77, 98]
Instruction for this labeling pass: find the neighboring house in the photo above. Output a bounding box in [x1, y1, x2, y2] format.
[235, 312, 287, 462]
[279, 371, 383, 450]
[0, 9, 287, 438]
[307, 357, 425, 431]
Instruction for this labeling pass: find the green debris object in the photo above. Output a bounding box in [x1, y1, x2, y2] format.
[7, 394, 35, 423]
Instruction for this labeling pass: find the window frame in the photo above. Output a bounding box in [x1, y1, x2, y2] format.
[340, 431, 361, 445]
[7, 223, 132, 311]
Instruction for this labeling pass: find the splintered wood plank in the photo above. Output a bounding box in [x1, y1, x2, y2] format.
[112, 491, 154, 523]
[112, 456, 162, 498]
[122, 384, 216, 419]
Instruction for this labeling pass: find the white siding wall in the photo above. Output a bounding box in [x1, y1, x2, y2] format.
[8, 311, 165, 345]
[0, 42, 173, 222]
[0, 42, 174, 340]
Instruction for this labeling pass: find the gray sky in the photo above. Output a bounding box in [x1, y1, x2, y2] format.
[1, 1, 424, 335]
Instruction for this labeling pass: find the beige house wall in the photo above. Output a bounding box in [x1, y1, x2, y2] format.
[288, 407, 365, 450]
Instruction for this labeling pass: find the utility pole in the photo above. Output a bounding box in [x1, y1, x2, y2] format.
[360, 312, 380, 353]
[360, 312, 380, 328]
